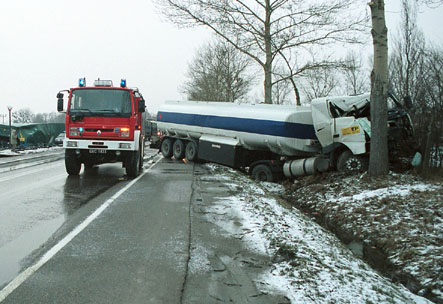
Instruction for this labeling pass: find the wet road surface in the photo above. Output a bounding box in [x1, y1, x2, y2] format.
[0, 150, 154, 288]
[0, 151, 287, 303]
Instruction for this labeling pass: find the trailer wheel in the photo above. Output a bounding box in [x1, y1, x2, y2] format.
[173, 139, 185, 160]
[185, 141, 198, 161]
[252, 164, 273, 182]
[126, 150, 140, 177]
[65, 150, 81, 175]
[161, 138, 173, 158]
[337, 150, 367, 173]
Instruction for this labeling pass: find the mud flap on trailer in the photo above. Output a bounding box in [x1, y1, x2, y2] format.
[198, 135, 241, 167]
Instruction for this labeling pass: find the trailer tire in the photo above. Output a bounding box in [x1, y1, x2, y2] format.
[161, 138, 173, 158]
[185, 141, 198, 161]
[252, 164, 273, 182]
[173, 139, 185, 160]
[126, 150, 140, 177]
[337, 150, 367, 173]
[65, 150, 81, 175]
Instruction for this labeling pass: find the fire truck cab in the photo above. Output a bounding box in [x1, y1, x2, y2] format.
[57, 78, 146, 177]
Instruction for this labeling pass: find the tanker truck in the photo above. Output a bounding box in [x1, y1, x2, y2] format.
[156, 93, 414, 182]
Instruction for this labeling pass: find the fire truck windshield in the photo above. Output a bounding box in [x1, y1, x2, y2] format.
[69, 89, 132, 117]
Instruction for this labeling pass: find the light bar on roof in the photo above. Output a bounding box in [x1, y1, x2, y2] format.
[94, 79, 113, 87]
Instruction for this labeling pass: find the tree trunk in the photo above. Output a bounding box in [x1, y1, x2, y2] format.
[264, 0, 272, 104]
[369, 0, 389, 176]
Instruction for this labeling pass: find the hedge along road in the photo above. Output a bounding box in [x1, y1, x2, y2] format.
[0, 155, 288, 303]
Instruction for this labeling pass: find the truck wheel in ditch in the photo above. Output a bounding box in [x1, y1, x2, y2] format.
[173, 139, 185, 160]
[337, 150, 367, 173]
[65, 150, 81, 175]
[185, 141, 198, 161]
[161, 138, 173, 158]
[252, 164, 273, 182]
[126, 150, 140, 177]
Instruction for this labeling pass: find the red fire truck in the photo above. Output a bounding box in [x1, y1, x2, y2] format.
[57, 78, 146, 177]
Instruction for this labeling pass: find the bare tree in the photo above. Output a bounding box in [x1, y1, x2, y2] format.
[183, 39, 254, 102]
[12, 108, 34, 123]
[271, 72, 293, 104]
[154, 0, 365, 104]
[389, 0, 426, 102]
[368, 0, 389, 176]
[341, 51, 369, 95]
[300, 66, 340, 102]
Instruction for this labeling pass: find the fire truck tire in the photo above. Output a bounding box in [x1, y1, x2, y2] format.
[65, 150, 81, 175]
[173, 139, 185, 160]
[337, 150, 367, 173]
[185, 141, 198, 161]
[126, 150, 140, 177]
[161, 138, 173, 158]
[251, 164, 273, 182]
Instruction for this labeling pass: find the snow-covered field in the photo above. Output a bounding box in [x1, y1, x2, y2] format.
[202, 164, 435, 303]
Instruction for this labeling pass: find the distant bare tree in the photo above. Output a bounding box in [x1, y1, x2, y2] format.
[389, 0, 426, 102]
[300, 66, 340, 102]
[154, 0, 366, 104]
[12, 108, 33, 123]
[341, 51, 369, 95]
[183, 39, 254, 102]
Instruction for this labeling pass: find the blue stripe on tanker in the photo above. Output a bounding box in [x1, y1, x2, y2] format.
[158, 112, 316, 140]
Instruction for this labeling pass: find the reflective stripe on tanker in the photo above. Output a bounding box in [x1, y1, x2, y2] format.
[157, 112, 316, 140]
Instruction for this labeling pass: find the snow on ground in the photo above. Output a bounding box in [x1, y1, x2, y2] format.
[283, 171, 442, 303]
[0, 147, 60, 157]
[202, 164, 432, 303]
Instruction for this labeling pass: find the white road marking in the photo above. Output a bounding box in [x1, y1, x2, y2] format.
[0, 158, 162, 302]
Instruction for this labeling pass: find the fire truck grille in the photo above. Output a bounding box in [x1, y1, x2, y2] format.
[85, 128, 114, 132]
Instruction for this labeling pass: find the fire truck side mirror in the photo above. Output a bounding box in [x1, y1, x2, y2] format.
[57, 99, 64, 112]
[138, 99, 146, 113]
[57, 93, 64, 112]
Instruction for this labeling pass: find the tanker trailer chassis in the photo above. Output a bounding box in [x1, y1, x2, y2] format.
[160, 134, 286, 182]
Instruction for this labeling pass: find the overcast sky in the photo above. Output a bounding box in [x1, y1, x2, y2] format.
[0, 0, 442, 121]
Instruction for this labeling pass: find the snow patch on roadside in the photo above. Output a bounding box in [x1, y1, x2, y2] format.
[203, 165, 432, 303]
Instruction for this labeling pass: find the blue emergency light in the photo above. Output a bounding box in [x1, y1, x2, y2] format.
[79, 78, 86, 87]
[78, 127, 84, 133]
[120, 79, 126, 88]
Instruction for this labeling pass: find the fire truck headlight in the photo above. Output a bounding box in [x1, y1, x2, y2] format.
[67, 141, 78, 147]
[119, 143, 131, 149]
[120, 127, 130, 137]
[69, 127, 79, 136]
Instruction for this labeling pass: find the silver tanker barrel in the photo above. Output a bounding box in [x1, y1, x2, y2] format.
[156, 100, 320, 157]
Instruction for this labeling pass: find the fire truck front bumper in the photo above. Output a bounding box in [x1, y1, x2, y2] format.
[63, 138, 138, 151]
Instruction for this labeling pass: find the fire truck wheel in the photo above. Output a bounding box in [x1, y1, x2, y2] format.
[337, 150, 367, 173]
[65, 150, 81, 175]
[251, 164, 273, 182]
[185, 141, 198, 161]
[161, 138, 173, 158]
[173, 139, 185, 160]
[126, 150, 140, 177]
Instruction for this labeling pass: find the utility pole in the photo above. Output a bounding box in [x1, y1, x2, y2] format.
[7, 106, 13, 142]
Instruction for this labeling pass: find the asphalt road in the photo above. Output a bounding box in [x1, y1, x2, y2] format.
[0, 150, 287, 303]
